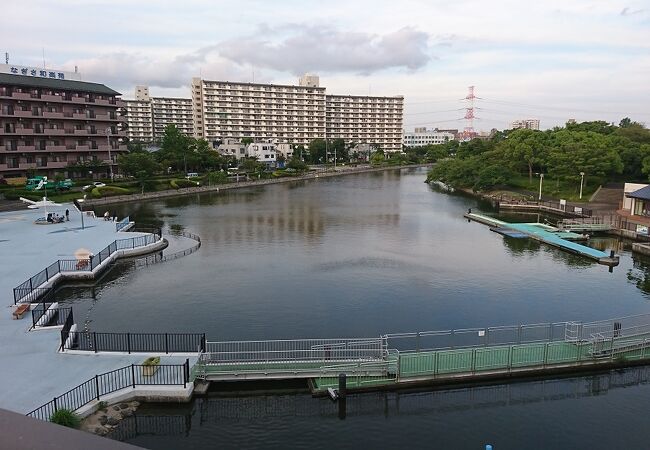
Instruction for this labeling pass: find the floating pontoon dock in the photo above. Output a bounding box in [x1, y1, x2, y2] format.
[464, 212, 619, 266]
[192, 313, 650, 395]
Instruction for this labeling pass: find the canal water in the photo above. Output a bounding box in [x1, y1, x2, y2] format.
[56, 167, 650, 448]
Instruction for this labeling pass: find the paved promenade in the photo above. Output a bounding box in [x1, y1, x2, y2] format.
[0, 204, 192, 414]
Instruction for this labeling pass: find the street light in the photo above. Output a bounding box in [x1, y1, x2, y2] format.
[579, 172, 585, 200]
[80, 194, 87, 230]
[538, 173, 544, 201]
[105, 128, 114, 181]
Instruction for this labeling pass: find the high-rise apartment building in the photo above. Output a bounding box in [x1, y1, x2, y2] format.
[0, 64, 126, 180]
[151, 97, 193, 140]
[191, 75, 404, 152]
[191, 77, 326, 147]
[326, 94, 404, 152]
[124, 99, 153, 142]
[510, 119, 540, 130]
[124, 87, 194, 143]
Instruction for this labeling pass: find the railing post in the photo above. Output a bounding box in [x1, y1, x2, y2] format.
[201, 334, 206, 353]
[58, 260, 61, 273]
[93, 332, 98, 353]
[165, 333, 169, 354]
[131, 364, 136, 388]
[127, 333, 131, 354]
[544, 343, 549, 367]
[45, 267, 49, 280]
[53, 397, 58, 413]
[95, 375, 100, 400]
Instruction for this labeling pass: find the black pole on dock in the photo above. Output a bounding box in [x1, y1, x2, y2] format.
[338, 373, 347, 399]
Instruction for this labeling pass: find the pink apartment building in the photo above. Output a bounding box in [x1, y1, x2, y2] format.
[0, 71, 127, 180]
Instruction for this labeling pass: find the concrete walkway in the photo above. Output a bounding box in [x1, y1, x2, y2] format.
[0, 204, 194, 414]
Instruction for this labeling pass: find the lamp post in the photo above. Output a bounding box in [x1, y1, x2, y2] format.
[538, 173, 544, 201]
[579, 172, 585, 200]
[105, 128, 113, 181]
[80, 194, 87, 230]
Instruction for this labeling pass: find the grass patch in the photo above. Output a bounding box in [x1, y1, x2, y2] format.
[50, 408, 80, 428]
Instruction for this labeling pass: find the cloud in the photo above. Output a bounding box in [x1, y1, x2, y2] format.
[214, 26, 433, 75]
[620, 6, 645, 16]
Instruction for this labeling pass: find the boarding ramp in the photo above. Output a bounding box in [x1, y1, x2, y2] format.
[196, 337, 389, 381]
[557, 217, 612, 232]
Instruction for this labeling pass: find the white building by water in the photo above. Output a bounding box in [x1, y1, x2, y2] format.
[403, 128, 455, 147]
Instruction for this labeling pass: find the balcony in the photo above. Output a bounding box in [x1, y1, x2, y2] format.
[12, 92, 33, 100]
[71, 97, 86, 104]
[46, 161, 69, 168]
[14, 110, 33, 118]
[47, 145, 67, 152]
[72, 113, 86, 119]
[41, 94, 65, 103]
[74, 129, 88, 135]
[18, 163, 37, 169]
[45, 128, 66, 136]
[17, 145, 36, 152]
[75, 145, 90, 151]
[43, 111, 64, 119]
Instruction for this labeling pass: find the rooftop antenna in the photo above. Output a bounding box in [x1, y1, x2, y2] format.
[4, 52, 8, 64]
[42, 48, 46, 69]
[75, 65, 78, 73]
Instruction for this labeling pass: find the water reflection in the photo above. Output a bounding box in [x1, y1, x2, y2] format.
[113, 366, 650, 449]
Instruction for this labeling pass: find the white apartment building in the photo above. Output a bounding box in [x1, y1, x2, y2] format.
[326, 94, 404, 152]
[192, 77, 326, 147]
[151, 97, 193, 140]
[510, 119, 540, 130]
[403, 128, 455, 147]
[247, 142, 277, 167]
[123, 87, 194, 143]
[123, 99, 154, 143]
[191, 75, 405, 153]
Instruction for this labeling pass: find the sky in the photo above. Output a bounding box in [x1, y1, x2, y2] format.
[2, 0, 649, 131]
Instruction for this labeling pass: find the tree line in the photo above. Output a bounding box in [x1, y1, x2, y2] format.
[426, 119, 650, 192]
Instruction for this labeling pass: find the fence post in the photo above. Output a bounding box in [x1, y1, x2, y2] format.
[95, 375, 100, 400]
[165, 333, 169, 354]
[58, 260, 61, 273]
[131, 364, 136, 388]
[45, 267, 49, 280]
[544, 343, 549, 367]
[184, 358, 189, 388]
[93, 332, 98, 353]
[201, 334, 206, 353]
[127, 333, 131, 354]
[53, 397, 58, 413]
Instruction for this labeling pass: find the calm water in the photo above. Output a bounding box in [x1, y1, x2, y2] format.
[55, 168, 650, 449]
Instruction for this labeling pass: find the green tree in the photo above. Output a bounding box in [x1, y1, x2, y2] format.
[241, 137, 254, 146]
[499, 128, 549, 182]
[287, 155, 308, 171]
[308, 139, 327, 164]
[118, 151, 159, 177]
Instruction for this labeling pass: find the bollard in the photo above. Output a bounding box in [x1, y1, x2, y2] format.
[468, 208, 472, 214]
[610, 250, 615, 258]
[338, 373, 347, 399]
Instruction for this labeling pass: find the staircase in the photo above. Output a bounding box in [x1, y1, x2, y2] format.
[589, 186, 624, 212]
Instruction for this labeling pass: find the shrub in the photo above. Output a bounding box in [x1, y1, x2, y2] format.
[90, 186, 131, 198]
[170, 179, 199, 189]
[143, 356, 160, 366]
[50, 408, 81, 428]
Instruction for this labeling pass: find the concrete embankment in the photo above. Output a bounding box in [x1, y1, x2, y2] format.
[85, 164, 432, 207]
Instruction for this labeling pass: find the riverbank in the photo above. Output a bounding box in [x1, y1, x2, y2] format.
[84, 164, 433, 207]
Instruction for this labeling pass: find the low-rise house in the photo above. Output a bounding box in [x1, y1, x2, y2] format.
[246, 143, 277, 168]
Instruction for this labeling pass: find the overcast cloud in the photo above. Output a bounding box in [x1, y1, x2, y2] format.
[216, 26, 431, 75]
[2, 0, 649, 130]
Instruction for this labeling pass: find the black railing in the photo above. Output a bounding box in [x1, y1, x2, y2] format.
[13, 229, 161, 304]
[26, 360, 190, 422]
[61, 331, 206, 354]
[31, 302, 72, 328]
[497, 199, 592, 217]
